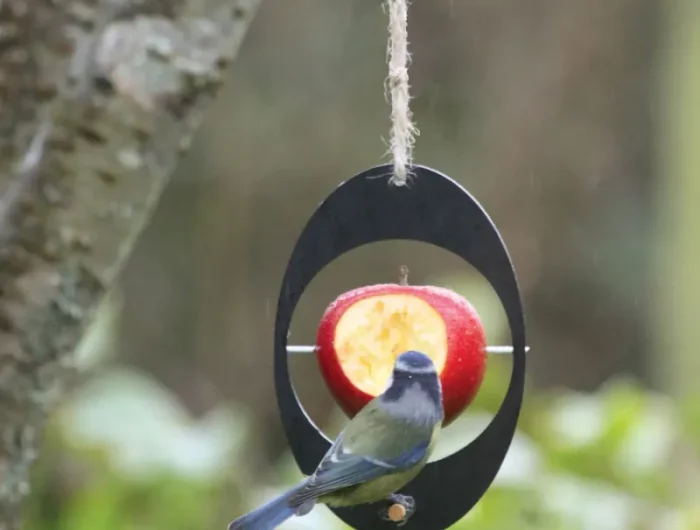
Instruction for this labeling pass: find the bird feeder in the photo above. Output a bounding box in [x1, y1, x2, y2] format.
[273, 164, 527, 530]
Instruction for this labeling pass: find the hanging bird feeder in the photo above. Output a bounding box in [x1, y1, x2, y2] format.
[268, 1, 528, 528]
[274, 165, 527, 530]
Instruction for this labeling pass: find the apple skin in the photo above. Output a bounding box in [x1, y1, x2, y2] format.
[315, 283, 487, 426]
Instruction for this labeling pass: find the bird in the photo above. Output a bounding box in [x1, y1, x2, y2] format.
[227, 350, 444, 529]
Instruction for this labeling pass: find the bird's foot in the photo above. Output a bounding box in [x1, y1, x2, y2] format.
[379, 494, 416, 526]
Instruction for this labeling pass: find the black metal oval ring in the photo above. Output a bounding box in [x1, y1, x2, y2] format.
[273, 164, 527, 530]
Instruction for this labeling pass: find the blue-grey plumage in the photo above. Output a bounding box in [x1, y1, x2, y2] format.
[228, 350, 444, 530]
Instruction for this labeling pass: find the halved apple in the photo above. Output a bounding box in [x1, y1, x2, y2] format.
[315, 283, 487, 426]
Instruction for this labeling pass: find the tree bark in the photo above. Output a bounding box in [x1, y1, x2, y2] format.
[0, 1, 259, 528]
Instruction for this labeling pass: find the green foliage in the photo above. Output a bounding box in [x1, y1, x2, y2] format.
[456, 487, 574, 530]
[680, 392, 700, 451]
[24, 366, 250, 530]
[25, 457, 224, 530]
[24, 361, 700, 530]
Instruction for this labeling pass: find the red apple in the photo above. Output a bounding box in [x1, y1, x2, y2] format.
[315, 283, 487, 426]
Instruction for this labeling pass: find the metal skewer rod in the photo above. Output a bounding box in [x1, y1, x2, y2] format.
[286, 345, 529, 355]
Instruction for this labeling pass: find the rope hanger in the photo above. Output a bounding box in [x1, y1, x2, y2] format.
[385, 0, 418, 187]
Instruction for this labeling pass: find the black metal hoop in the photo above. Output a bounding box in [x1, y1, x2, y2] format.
[273, 164, 526, 530]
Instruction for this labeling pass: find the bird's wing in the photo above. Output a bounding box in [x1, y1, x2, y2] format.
[289, 433, 430, 504]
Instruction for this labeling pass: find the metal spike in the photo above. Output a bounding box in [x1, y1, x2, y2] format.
[286, 345, 530, 355]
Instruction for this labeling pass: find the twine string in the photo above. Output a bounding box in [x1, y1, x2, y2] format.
[384, 0, 418, 187]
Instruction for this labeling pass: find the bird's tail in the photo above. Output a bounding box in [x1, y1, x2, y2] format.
[228, 480, 314, 530]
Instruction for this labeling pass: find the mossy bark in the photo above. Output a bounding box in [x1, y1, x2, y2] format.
[0, 1, 259, 528]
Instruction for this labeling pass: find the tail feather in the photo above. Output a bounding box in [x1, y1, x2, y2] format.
[228, 481, 314, 530]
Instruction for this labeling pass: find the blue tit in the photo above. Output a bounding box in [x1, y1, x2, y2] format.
[228, 350, 444, 530]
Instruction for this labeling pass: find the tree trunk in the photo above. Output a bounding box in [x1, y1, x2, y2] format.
[0, 1, 259, 529]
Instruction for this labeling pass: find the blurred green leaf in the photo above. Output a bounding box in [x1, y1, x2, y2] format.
[25, 363, 691, 530]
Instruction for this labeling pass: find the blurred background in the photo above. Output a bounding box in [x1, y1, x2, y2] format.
[23, 1, 700, 529]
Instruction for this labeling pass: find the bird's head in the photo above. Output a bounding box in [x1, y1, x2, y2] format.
[379, 351, 444, 422]
[393, 350, 438, 375]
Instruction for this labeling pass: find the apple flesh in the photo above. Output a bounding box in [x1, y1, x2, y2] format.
[315, 283, 487, 426]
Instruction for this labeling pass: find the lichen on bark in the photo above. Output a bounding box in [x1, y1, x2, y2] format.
[0, 1, 260, 528]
